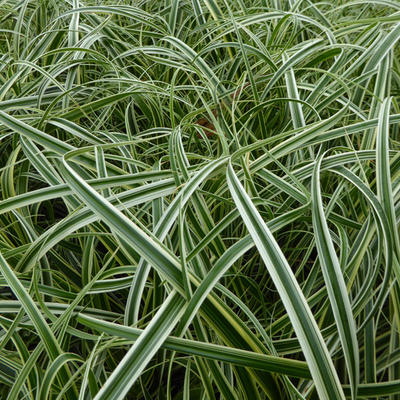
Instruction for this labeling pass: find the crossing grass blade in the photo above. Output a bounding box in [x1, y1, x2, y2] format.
[93, 291, 186, 400]
[0, 253, 73, 394]
[311, 154, 359, 399]
[226, 161, 345, 400]
[77, 313, 311, 379]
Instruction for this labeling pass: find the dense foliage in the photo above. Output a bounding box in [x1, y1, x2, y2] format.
[0, 0, 400, 398]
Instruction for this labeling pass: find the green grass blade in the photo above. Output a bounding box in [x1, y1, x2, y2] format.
[311, 154, 359, 399]
[226, 161, 345, 400]
[94, 291, 185, 400]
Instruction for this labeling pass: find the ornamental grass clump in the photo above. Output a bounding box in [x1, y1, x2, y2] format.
[0, 0, 399, 399]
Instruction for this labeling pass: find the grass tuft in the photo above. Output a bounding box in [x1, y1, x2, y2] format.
[0, 0, 400, 398]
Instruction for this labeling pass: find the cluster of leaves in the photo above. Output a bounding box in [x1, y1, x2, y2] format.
[0, 0, 400, 398]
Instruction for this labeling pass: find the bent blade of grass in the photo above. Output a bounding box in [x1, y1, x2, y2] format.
[283, 53, 306, 130]
[311, 154, 359, 400]
[78, 335, 102, 400]
[125, 155, 227, 324]
[353, 23, 400, 105]
[59, 154, 183, 289]
[232, 114, 400, 168]
[261, 39, 324, 98]
[361, 53, 391, 150]
[77, 313, 311, 379]
[176, 207, 311, 340]
[0, 110, 74, 155]
[0, 253, 72, 393]
[0, 171, 174, 216]
[94, 291, 186, 400]
[363, 23, 400, 75]
[376, 97, 400, 257]
[226, 161, 345, 400]
[16, 178, 177, 273]
[330, 166, 394, 329]
[375, 97, 400, 345]
[39, 353, 82, 400]
[162, 36, 224, 95]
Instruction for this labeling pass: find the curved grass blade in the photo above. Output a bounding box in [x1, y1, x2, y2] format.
[93, 291, 185, 400]
[311, 154, 359, 400]
[226, 161, 345, 400]
[0, 253, 73, 394]
[77, 313, 311, 379]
